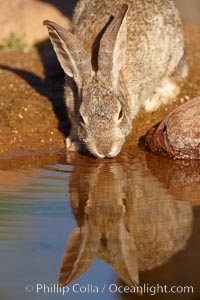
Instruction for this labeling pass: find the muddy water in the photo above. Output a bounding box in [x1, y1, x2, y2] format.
[0, 151, 200, 300]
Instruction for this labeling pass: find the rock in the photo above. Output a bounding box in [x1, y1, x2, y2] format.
[145, 97, 200, 159]
[0, 0, 71, 46]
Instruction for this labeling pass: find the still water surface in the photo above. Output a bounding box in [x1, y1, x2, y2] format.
[0, 152, 200, 300]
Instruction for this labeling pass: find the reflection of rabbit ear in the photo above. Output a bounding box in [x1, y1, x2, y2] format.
[108, 226, 139, 287]
[98, 222, 139, 287]
[59, 225, 100, 286]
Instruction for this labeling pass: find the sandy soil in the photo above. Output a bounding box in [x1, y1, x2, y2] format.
[0, 25, 200, 161]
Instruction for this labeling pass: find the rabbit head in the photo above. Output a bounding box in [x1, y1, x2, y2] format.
[43, 5, 131, 158]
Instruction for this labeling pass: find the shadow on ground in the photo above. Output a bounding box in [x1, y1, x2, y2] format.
[0, 1, 79, 139]
[0, 50, 70, 137]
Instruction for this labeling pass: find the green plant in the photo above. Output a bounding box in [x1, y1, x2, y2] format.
[0, 33, 28, 51]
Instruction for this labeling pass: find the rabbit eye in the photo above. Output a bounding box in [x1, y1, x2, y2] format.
[118, 108, 123, 120]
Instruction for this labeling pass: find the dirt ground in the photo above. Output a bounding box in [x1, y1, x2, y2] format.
[0, 24, 200, 161]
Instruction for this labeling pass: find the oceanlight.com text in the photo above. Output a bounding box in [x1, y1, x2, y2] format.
[25, 283, 194, 296]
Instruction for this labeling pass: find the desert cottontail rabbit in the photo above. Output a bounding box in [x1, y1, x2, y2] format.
[44, 0, 187, 158]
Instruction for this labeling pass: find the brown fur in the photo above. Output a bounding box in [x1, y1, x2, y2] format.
[44, 0, 187, 158]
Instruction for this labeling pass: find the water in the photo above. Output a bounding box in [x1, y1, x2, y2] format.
[0, 151, 199, 300]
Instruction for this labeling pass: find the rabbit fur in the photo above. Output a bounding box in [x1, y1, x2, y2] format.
[44, 0, 187, 158]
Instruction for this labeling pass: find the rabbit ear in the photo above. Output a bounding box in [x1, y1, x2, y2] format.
[98, 5, 128, 92]
[43, 20, 93, 90]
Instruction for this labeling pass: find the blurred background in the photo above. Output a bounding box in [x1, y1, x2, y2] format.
[174, 0, 200, 23]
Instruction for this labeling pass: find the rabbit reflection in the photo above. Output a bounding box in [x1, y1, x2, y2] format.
[59, 156, 192, 287]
